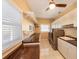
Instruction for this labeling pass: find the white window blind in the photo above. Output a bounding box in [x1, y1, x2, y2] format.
[2, 0, 22, 50]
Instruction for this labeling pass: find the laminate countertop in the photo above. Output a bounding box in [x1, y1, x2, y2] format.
[59, 37, 77, 46]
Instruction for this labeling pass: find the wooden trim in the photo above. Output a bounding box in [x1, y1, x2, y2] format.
[23, 43, 40, 46]
[2, 42, 22, 59]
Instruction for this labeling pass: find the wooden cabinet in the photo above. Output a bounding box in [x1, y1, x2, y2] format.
[58, 38, 77, 59]
[48, 29, 64, 50]
[66, 42, 77, 59]
[58, 39, 68, 58]
[4, 44, 40, 59]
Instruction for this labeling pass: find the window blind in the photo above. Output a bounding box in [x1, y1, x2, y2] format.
[2, 0, 22, 50]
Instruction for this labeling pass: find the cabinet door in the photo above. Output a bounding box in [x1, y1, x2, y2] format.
[58, 39, 64, 55]
[58, 39, 77, 59]
[61, 40, 69, 58]
[58, 39, 67, 58]
[58, 39, 68, 58]
[58, 39, 62, 51]
[66, 43, 77, 59]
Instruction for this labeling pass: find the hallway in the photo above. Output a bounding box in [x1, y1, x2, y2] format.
[2, 0, 77, 59]
[40, 33, 64, 59]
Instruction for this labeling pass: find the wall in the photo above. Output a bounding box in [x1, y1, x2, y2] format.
[52, 8, 77, 27]
[37, 18, 50, 39]
[11, 0, 31, 12]
[37, 18, 50, 25]
[22, 17, 35, 40]
[22, 17, 35, 33]
[51, 8, 77, 38]
[34, 26, 40, 33]
[37, 18, 50, 32]
[11, 0, 38, 39]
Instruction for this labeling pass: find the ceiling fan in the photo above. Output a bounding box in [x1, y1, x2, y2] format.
[46, 0, 67, 11]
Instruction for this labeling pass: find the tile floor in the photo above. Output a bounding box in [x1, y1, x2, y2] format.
[40, 34, 64, 59]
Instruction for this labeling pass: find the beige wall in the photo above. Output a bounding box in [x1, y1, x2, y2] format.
[36, 18, 50, 39]
[11, 0, 31, 12]
[11, 0, 39, 34]
[52, 8, 77, 27]
[52, 8, 77, 38]
[37, 18, 50, 33]
[22, 17, 35, 33]
[22, 17, 35, 40]
[35, 27, 40, 33]
[37, 18, 50, 25]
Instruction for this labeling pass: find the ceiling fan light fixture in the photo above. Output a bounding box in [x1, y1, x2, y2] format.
[49, 3, 55, 9]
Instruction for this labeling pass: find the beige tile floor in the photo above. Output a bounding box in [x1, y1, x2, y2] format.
[40, 34, 64, 59]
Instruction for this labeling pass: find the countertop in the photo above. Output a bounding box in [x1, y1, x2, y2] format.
[59, 37, 77, 46]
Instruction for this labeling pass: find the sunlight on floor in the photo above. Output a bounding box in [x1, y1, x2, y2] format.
[40, 48, 49, 56]
[40, 34, 64, 59]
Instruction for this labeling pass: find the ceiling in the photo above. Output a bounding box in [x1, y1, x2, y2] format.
[26, 0, 76, 19]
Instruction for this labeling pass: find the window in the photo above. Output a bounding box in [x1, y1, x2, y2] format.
[2, 0, 22, 50]
[40, 24, 50, 32]
[52, 23, 62, 28]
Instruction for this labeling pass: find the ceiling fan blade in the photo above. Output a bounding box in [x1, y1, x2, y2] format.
[56, 4, 67, 7]
[46, 7, 50, 11]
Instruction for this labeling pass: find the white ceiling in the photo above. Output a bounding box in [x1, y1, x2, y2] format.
[26, 0, 76, 19]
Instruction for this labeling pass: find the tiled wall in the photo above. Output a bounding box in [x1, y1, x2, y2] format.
[64, 28, 77, 38]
